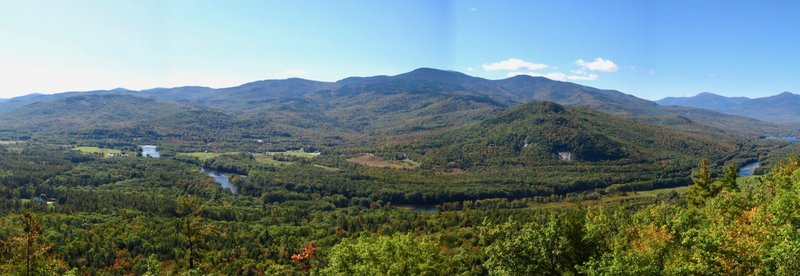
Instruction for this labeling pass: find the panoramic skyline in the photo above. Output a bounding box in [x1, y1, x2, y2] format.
[2, 0, 799, 100]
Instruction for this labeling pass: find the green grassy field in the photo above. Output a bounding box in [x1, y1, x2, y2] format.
[177, 151, 295, 166]
[0, 141, 22, 145]
[265, 150, 319, 158]
[177, 152, 239, 161]
[737, 175, 760, 186]
[401, 158, 421, 169]
[72, 146, 122, 155]
[346, 154, 419, 169]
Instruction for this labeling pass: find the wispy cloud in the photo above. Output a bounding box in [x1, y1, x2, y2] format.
[484, 57, 616, 81]
[575, 58, 618, 72]
[568, 69, 599, 80]
[483, 58, 548, 71]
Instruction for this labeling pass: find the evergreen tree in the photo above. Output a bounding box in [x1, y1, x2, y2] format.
[177, 196, 202, 270]
[21, 212, 41, 276]
[688, 159, 719, 206]
[720, 162, 739, 191]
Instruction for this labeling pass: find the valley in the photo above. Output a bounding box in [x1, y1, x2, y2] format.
[0, 69, 799, 274]
[4, 1, 800, 274]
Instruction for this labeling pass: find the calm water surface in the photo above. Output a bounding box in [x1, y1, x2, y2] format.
[201, 167, 239, 194]
[739, 161, 761, 176]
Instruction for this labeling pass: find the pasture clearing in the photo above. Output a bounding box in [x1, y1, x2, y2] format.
[346, 154, 419, 169]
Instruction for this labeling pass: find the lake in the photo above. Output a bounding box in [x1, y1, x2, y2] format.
[141, 145, 160, 158]
[201, 167, 239, 194]
[739, 161, 760, 176]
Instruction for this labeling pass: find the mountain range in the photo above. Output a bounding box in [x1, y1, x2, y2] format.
[658, 92, 800, 125]
[0, 67, 788, 191]
[0, 68, 787, 151]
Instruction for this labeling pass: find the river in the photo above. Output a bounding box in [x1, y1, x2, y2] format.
[201, 168, 240, 194]
[739, 161, 761, 176]
[763, 136, 800, 143]
[741, 136, 800, 176]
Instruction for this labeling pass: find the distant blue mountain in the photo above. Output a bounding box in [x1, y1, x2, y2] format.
[658, 92, 800, 124]
[657, 92, 750, 110]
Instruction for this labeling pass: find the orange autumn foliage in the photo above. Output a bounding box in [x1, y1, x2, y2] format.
[291, 242, 317, 272]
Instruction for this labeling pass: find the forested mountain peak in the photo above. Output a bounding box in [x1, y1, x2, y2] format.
[413, 101, 734, 168]
[393, 67, 482, 82]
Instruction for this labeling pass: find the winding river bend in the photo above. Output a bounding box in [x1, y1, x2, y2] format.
[740, 136, 800, 176]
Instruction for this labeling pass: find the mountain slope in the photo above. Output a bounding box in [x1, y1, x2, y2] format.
[0, 93, 49, 113]
[730, 92, 800, 124]
[494, 75, 660, 115]
[0, 94, 189, 131]
[370, 101, 744, 193]
[412, 101, 736, 168]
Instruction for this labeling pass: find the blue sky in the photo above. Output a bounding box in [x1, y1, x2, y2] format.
[1, 0, 799, 100]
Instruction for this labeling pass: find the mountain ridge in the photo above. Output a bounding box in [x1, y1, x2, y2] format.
[657, 91, 800, 124]
[0, 68, 782, 145]
[657, 92, 750, 110]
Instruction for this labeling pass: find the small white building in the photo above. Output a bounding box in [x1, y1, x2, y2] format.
[558, 151, 573, 161]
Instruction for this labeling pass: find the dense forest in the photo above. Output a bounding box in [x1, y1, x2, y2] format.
[0, 136, 797, 274]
